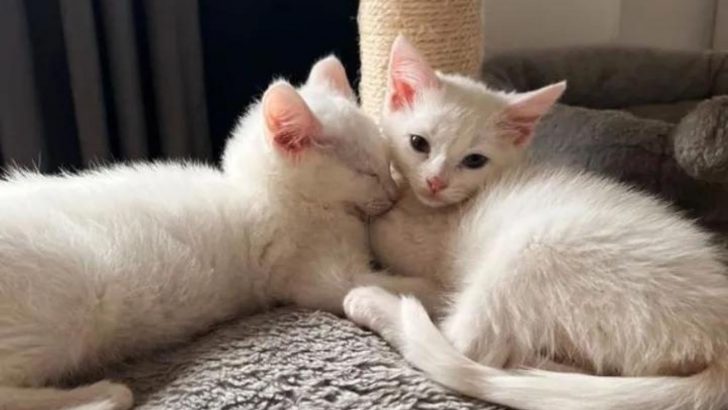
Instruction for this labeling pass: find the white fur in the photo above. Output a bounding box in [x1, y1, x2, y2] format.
[0, 57, 438, 409]
[346, 38, 728, 410]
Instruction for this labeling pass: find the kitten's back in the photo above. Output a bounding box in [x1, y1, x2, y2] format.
[0, 163, 265, 377]
[456, 164, 728, 374]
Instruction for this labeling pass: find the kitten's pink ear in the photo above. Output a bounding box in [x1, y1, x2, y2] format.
[500, 81, 567, 147]
[262, 82, 322, 155]
[307, 56, 355, 100]
[387, 35, 441, 111]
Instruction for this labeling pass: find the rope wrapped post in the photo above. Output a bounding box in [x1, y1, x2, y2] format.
[358, 0, 483, 117]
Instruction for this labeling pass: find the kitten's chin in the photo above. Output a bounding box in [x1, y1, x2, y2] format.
[352, 198, 395, 220]
[413, 192, 453, 208]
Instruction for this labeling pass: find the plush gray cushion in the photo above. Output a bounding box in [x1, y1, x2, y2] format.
[673, 96, 728, 182]
[482, 46, 728, 109]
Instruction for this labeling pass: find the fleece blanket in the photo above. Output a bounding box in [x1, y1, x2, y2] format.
[112, 308, 500, 409]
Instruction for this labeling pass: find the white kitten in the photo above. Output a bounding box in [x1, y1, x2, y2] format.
[345, 36, 728, 410]
[0, 56, 438, 410]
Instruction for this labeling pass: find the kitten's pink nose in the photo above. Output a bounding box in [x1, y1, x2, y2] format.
[426, 176, 448, 194]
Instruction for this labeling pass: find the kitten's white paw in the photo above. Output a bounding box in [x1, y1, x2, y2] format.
[343, 286, 402, 342]
[70, 381, 134, 410]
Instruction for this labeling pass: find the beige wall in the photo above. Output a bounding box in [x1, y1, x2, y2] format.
[483, 0, 720, 54]
[481, 0, 621, 52]
[715, 0, 728, 50]
[618, 0, 715, 49]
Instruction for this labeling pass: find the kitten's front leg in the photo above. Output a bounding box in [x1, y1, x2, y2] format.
[341, 272, 443, 344]
[352, 272, 443, 316]
[288, 267, 440, 316]
[343, 286, 405, 348]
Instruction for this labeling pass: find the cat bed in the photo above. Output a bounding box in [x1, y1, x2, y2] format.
[112, 308, 498, 409]
[107, 47, 728, 410]
[482, 46, 728, 234]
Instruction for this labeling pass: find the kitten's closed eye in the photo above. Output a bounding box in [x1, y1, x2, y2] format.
[360, 170, 379, 180]
[354, 168, 379, 179]
[461, 154, 488, 169]
[409, 134, 430, 154]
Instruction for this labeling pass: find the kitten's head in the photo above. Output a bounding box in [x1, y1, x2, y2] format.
[381, 36, 566, 207]
[223, 56, 397, 217]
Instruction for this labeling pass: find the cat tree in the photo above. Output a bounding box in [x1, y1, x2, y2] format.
[358, 0, 483, 117]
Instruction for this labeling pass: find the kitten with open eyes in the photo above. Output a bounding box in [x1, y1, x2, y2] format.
[344, 36, 728, 410]
[0, 56, 438, 410]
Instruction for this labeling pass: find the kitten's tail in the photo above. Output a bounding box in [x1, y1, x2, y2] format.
[399, 296, 728, 410]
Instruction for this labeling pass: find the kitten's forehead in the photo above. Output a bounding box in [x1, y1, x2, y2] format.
[302, 88, 387, 171]
[408, 86, 503, 154]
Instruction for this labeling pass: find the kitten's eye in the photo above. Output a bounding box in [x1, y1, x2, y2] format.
[409, 134, 430, 154]
[461, 154, 488, 169]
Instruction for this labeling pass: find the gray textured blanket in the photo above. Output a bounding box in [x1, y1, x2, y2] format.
[113, 308, 498, 409]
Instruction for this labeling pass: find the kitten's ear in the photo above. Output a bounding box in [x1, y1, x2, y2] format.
[500, 81, 566, 147]
[387, 35, 441, 111]
[307, 56, 355, 100]
[262, 81, 322, 155]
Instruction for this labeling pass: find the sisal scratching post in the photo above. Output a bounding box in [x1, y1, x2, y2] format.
[358, 0, 483, 117]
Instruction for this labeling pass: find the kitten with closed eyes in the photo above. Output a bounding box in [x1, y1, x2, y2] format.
[344, 36, 728, 410]
[0, 57, 438, 410]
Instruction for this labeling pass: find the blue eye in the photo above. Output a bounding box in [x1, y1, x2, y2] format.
[461, 154, 488, 169]
[409, 134, 430, 154]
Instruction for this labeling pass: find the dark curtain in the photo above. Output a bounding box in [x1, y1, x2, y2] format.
[200, 1, 360, 160]
[0, 0, 359, 172]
